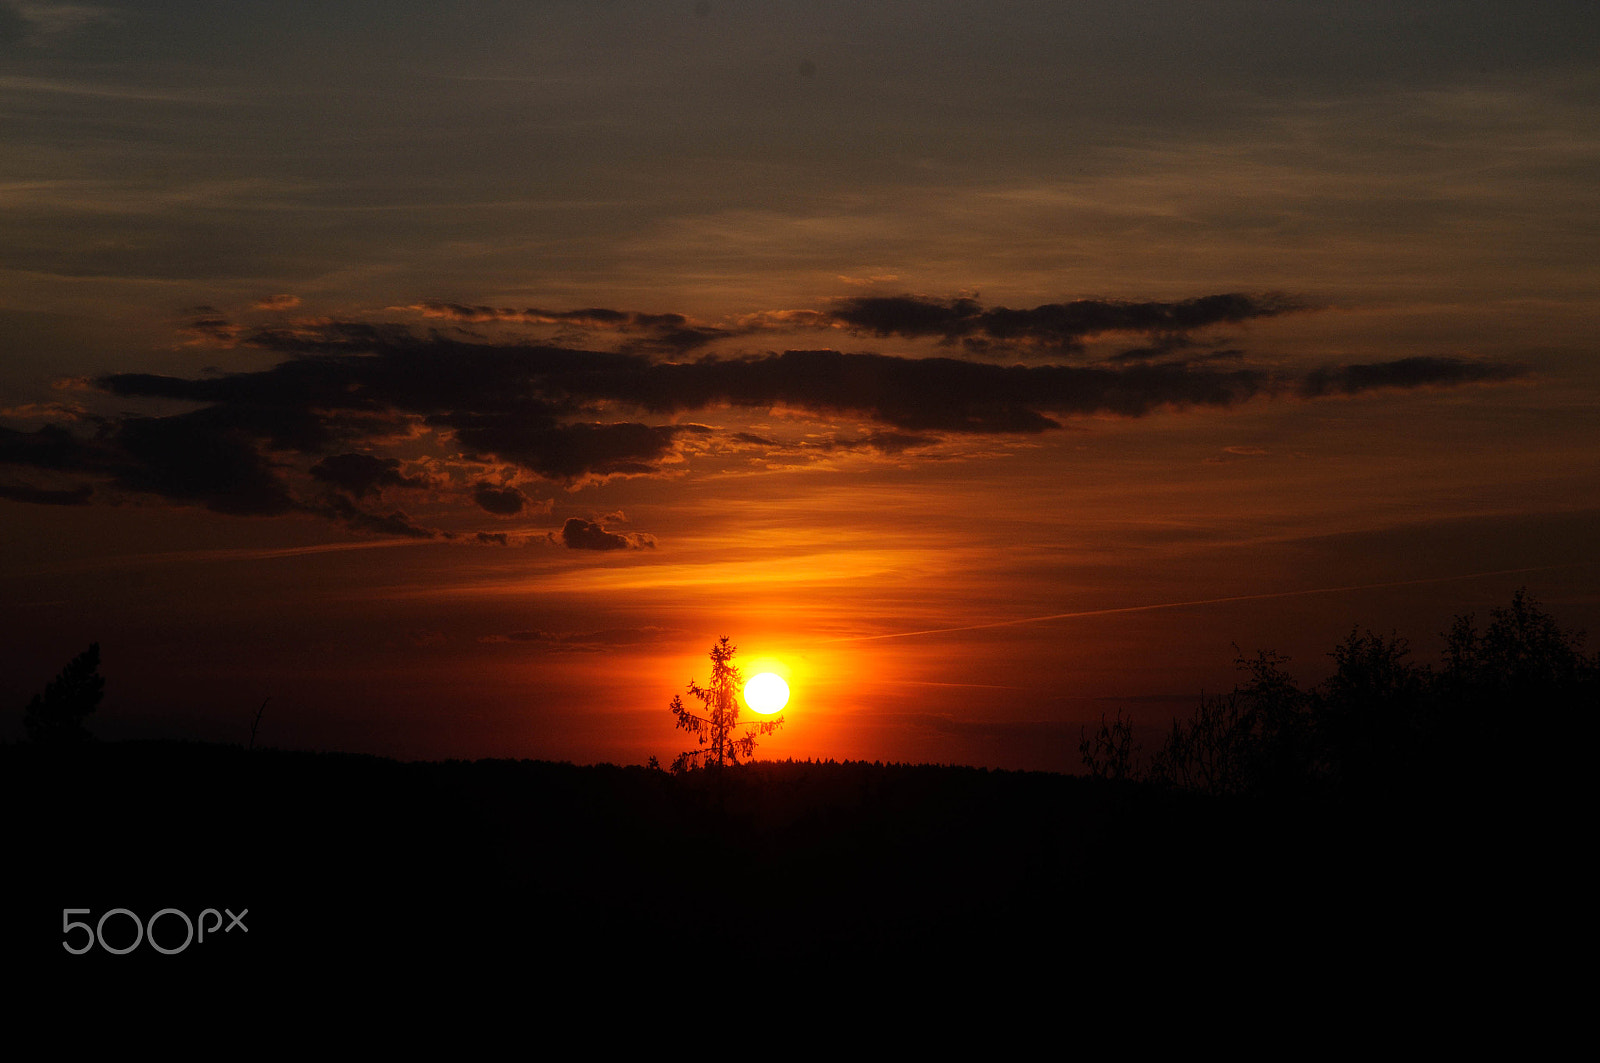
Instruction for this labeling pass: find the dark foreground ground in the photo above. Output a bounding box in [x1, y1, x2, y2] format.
[6, 740, 1541, 1008]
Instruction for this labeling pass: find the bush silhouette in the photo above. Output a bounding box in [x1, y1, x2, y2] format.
[23, 643, 104, 744]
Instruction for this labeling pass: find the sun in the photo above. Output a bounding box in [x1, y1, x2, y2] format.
[743, 672, 790, 714]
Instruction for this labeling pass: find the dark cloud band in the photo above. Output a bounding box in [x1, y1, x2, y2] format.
[404, 291, 1306, 354]
[0, 295, 1528, 541]
[828, 292, 1306, 347]
[1298, 356, 1527, 398]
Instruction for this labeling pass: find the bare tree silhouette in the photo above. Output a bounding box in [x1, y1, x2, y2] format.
[668, 637, 783, 772]
[1079, 710, 1139, 781]
[1144, 649, 1314, 798]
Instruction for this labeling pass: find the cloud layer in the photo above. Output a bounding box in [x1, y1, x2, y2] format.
[827, 292, 1305, 350]
[0, 292, 1528, 541]
[405, 291, 1306, 356]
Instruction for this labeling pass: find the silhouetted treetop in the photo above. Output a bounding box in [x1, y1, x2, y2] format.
[23, 643, 103, 744]
[1443, 588, 1592, 695]
[1097, 590, 1596, 801]
[668, 637, 782, 772]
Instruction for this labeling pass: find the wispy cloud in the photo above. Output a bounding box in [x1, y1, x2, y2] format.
[480, 625, 675, 650]
[0, 74, 210, 104]
[4, 2, 116, 40]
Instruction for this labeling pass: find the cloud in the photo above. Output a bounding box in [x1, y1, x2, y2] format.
[0, 409, 304, 517]
[826, 292, 1306, 349]
[0, 480, 91, 505]
[180, 315, 245, 346]
[0, 413, 436, 533]
[313, 493, 439, 539]
[1104, 335, 1202, 363]
[442, 413, 706, 481]
[472, 481, 527, 515]
[1298, 356, 1528, 398]
[310, 453, 430, 498]
[0, 293, 1530, 539]
[401, 291, 1304, 357]
[403, 301, 732, 353]
[847, 431, 933, 454]
[0, 400, 88, 422]
[482, 625, 673, 649]
[109, 413, 298, 515]
[253, 294, 301, 311]
[651, 349, 1267, 430]
[405, 301, 630, 326]
[560, 517, 653, 551]
[0, 424, 97, 470]
[1204, 445, 1270, 465]
[747, 429, 937, 455]
[5, 2, 117, 39]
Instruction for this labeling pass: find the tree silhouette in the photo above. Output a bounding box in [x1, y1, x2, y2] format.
[1079, 710, 1139, 781]
[23, 643, 104, 744]
[1315, 628, 1427, 795]
[1144, 649, 1314, 798]
[669, 637, 783, 772]
[1442, 588, 1592, 697]
[1100, 589, 1598, 800]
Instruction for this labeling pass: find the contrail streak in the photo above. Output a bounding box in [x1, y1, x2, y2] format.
[820, 564, 1584, 644]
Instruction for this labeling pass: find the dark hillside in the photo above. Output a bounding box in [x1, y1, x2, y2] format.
[8, 740, 1501, 994]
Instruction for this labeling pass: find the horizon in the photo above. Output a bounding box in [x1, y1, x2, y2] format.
[3, 2, 1598, 773]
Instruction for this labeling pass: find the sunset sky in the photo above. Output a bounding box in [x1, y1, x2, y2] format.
[3, 2, 1597, 770]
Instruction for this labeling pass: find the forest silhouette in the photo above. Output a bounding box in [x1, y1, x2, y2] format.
[1080, 589, 1594, 802]
[10, 591, 1590, 988]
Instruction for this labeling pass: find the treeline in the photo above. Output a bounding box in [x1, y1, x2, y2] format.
[8, 737, 1211, 975]
[1080, 589, 1597, 801]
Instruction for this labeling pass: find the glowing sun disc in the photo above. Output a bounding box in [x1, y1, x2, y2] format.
[744, 672, 790, 714]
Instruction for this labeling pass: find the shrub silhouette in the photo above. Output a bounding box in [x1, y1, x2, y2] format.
[23, 643, 104, 744]
[668, 636, 783, 772]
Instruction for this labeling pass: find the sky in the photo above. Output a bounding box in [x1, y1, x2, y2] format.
[2, 1, 1597, 770]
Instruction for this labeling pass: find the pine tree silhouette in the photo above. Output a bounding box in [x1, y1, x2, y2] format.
[668, 637, 782, 772]
[23, 643, 104, 744]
